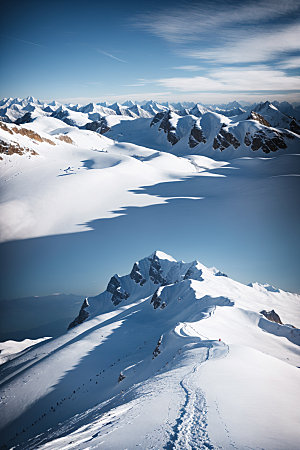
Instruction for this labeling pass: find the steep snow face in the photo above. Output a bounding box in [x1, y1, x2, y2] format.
[0, 251, 299, 450]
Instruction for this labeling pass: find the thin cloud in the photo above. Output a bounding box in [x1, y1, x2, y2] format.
[187, 23, 300, 64]
[172, 65, 202, 71]
[157, 66, 300, 92]
[279, 56, 300, 69]
[135, 0, 300, 43]
[96, 49, 127, 63]
[1, 34, 45, 48]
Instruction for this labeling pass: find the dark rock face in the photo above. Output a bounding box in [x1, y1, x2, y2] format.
[213, 128, 240, 151]
[150, 112, 165, 127]
[148, 254, 167, 285]
[184, 265, 203, 281]
[118, 372, 125, 382]
[107, 275, 130, 306]
[151, 289, 162, 309]
[290, 119, 300, 135]
[152, 335, 163, 358]
[260, 309, 283, 324]
[68, 298, 89, 329]
[214, 271, 228, 277]
[130, 262, 146, 286]
[189, 123, 206, 148]
[151, 110, 179, 145]
[248, 111, 271, 127]
[86, 118, 110, 134]
[158, 111, 180, 145]
[15, 112, 32, 125]
[248, 130, 287, 153]
[51, 110, 75, 127]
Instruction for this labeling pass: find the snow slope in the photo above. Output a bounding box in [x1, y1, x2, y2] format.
[0, 117, 230, 242]
[0, 251, 299, 449]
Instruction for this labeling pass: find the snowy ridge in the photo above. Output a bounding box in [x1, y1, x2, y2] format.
[0, 251, 299, 449]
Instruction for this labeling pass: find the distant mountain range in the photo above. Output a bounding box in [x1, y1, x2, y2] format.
[1, 97, 299, 159]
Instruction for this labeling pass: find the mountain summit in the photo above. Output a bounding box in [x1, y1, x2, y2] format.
[0, 252, 299, 448]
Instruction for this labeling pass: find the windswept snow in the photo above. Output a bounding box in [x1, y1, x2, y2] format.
[0, 252, 299, 449]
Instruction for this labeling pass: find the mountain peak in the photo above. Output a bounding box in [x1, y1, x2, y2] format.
[150, 250, 177, 262]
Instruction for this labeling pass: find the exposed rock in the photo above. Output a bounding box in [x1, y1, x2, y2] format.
[107, 275, 130, 306]
[189, 123, 206, 148]
[118, 372, 125, 382]
[152, 335, 163, 358]
[150, 289, 162, 309]
[244, 132, 251, 146]
[150, 111, 165, 127]
[0, 121, 55, 145]
[290, 119, 300, 135]
[148, 254, 167, 285]
[130, 262, 146, 286]
[0, 139, 38, 157]
[151, 110, 180, 145]
[158, 111, 180, 145]
[57, 135, 73, 144]
[244, 128, 288, 153]
[184, 265, 203, 281]
[213, 127, 240, 151]
[248, 111, 271, 127]
[15, 112, 33, 125]
[251, 131, 287, 153]
[68, 298, 89, 329]
[214, 271, 228, 277]
[260, 309, 283, 324]
[86, 119, 110, 134]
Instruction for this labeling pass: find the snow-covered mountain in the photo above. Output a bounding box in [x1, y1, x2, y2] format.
[0, 250, 299, 449]
[0, 100, 299, 243]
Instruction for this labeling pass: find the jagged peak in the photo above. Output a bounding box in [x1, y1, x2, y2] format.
[149, 250, 177, 262]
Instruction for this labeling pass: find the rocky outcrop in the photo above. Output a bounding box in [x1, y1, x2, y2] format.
[189, 123, 206, 148]
[260, 309, 283, 324]
[152, 335, 163, 358]
[148, 254, 167, 285]
[15, 112, 33, 125]
[151, 111, 180, 145]
[248, 111, 271, 127]
[150, 111, 165, 127]
[85, 118, 110, 134]
[214, 271, 228, 277]
[213, 127, 241, 151]
[118, 372, 125, 382]
[184, 265, 203, 281]
[130, 262, 146, 286]
[150, 289, 162, 309]
[290, 119, 300, 135]
[158, 111, 180, 145]
[68, 298, 89, 329]
[107, 275, 130, 306]
[247, 130, 287, 153]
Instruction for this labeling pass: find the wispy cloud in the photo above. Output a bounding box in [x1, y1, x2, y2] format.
[96, 49, 127, 63]
[187, 22, 300, 64]
[135, 0, 300, 43]
[1, 34, 45, 48]
[172, 65, 202, 71]
[279, 56, 300, 69]
[134, 0, 300, 69]
[157, 66, 300, 92]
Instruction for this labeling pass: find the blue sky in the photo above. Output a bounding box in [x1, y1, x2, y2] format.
[1, 0, 300, 104]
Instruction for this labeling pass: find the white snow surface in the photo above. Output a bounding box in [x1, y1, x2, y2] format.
[0, 337, 51, 366]
[0, 252, 299, 449]
[0, 118, 229, 242]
